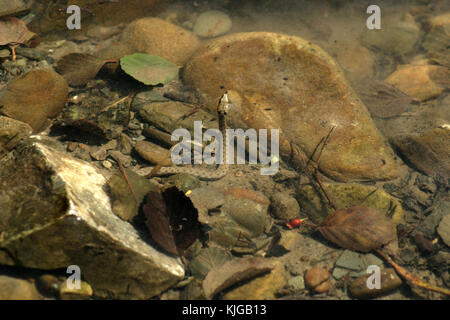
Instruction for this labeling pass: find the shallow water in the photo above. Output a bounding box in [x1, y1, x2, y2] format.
[0, 0, 449, 301]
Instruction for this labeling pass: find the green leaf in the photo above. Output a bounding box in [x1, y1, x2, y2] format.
[120, 53, 179, 85]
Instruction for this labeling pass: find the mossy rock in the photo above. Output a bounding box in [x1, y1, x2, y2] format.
[296, 183, 403, 224]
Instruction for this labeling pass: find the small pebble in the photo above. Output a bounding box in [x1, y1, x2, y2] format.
[109, 150, 132, 167]
[102, 160, 113, 169]
[288, 275, 305, 291]
[304, 267, 330, 293]
[270, 192, 300, 220]
[59, 280, 93, 300]
[35, 274, 61, 297]
[90, 146, 107, 161]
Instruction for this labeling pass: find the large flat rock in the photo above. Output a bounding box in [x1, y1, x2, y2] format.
[183, 32, 405, 182]
[0, 137, 184, 299]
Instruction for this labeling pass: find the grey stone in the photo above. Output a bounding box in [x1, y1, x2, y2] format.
[335, 250, 364, 272]
[270, 193, 300, 221]
[0, 139, 184, 299]
[109, 150, 132, 167]
[360, 13, 420, 55]
[132, 90, 169, 112]
[167, 173, 202, 192]
[0, 116, 32, 154]
[288, 275, 305, 291]
[15, 47, 47, 61]
[333, 250, 384, 279]
[51, 41, 81, 61]
[418, 199, 449, 238]
[189, 187, 226, 216]
[139, 101, 218, 136]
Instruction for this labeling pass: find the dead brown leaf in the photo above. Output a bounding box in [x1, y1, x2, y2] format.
[0, 17, 38, 47]
[56, 53, 110, 86]
[143, 187, 200, 256]
[318, 206, 397, 253]
[357, 81, 412, 118]
[0, 70, 68, 133]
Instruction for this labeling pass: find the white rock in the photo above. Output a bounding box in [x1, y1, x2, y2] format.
[0, 138, 184, 299]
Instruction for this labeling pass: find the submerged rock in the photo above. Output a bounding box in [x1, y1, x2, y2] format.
[183, 32, 404, 182]
[196, 187, 272, 253]
[390, 127, 450, 178]
[349, 268, 402, 299]
[360, 13, 420, 55]
[0, 116, 32, 154]
[0, 0, 32, 18]
[385, 65, 449, 101]
[0, 137, 184, 299]
[193, 10, 232, 38]
[121, 17, 200, 65]
[0, 275, 41, 300]
[270, 192, 301, 221]
[59, 280, 93, 300]
[333, 250, 384, 280]
[296, 183, 403, 224]
[222, 260, 286, 300]
[304, 267, 331, 293]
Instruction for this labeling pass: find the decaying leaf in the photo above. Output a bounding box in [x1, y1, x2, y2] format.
[0, 69, 68, 133]
[120, 53, 179, 86]
[357, 81, 412, 118]
[318, 206, 397, 253]
[0, 17, 39, 47]
[143, 190, 178, 255]
[108, 168, 159, 221]
[56, 53, 111, 86]
[202, 257, 274, 299]
[143, 187, 200, 255]
[423, 24, 450, 68]
[188, 246, 233, 280]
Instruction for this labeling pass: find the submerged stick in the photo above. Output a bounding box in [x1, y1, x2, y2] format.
[375, 248, 450, 296]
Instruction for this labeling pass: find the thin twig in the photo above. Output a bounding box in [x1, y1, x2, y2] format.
[375, 248, 450, 296]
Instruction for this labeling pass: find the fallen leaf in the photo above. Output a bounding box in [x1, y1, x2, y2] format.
[357, 81, 412, 118]
[0, 70, 68, 133]
[202, 257, 274, 299]
[56, 53, 110, 86]
[120, 53, 179, 86]
[188, 246, 233, 279]
[143, 187, 200, 255]
[0, 17, 38, 47]
[108, 168, 159, 221]
[318, 206, 397, 253]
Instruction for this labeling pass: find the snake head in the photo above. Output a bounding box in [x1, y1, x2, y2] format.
[217, 91, 233, 116]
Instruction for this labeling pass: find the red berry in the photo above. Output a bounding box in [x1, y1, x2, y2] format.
[286, 218, 303, 229]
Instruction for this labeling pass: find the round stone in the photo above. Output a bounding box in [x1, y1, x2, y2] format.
[193, 10, 232, 38]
